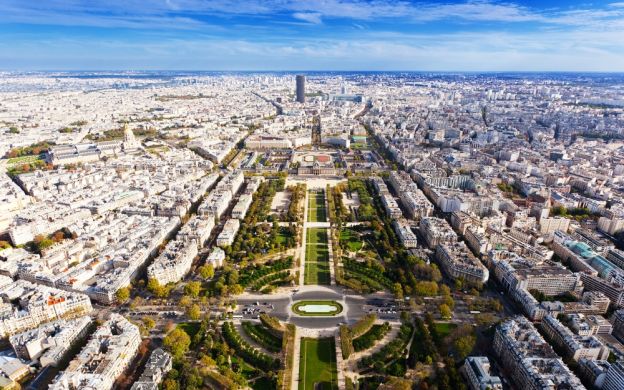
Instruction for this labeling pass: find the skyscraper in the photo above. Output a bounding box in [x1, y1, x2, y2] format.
[296, 75, 305, 103]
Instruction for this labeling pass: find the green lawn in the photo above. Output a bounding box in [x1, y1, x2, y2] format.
[308, 208, 327, 222]
[304, 227, 330, 285]
[306, 245, 329, 262]
[307, 191, 327, 222]
[251, 376, 276, 390]
[177, 322, 201, 339]
[298, 338, 338, 390]
[339, 229, 362, 252]
[7, 154, 43, 165]
[308, 192, 325, 209]
[275, 228, 293, 245]
[304, 262, 331, 284]
[307, 228, 328, 244]
[433, 322, 457, 338]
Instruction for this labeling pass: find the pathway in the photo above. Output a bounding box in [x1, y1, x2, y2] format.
[233, 321, 277, 357]
[343, 320, 402, 380]
[298, 189, 309, 286]
[291, 328, 301, 390]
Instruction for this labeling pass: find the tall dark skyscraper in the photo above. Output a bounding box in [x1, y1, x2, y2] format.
[296, 75, 305, 103]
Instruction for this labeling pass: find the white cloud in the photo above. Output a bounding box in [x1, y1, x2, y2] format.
[2, 27, 623, 71]
[292, 12, 323, 24]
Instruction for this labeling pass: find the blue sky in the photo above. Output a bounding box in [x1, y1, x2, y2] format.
[1, 1, 623, 71]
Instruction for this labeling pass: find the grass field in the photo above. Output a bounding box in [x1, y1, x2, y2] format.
[433, 322, 457, 338]
[307, 206, 327, 223]
[307, 228, 328, 244]
[177, 322, 201, 339]
[304, 262, 331, 284]
[306, 245, 329, 262]
[339, 229, 363, 252]
[298, 338, 338, 390]
[307, 191, 327, 222]
[304, 227, 330, 285]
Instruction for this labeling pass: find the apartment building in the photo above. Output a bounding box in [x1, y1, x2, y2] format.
[232, 194, 253, 220]
[567, 313, 612, 336]
[419, 217, 457, 249]
[435, 242, 489, 284]
[541, 315, 609, 362]
[206, 247, 226, 269]
[461, 356, 503, 390]
[9, 316, 91, 367]
[147, 239, 199, 285]
[580, 273, 624, 308]
[130, 348, 172, 390]
[603, 361, 624, 390]
[49, 314, 141, 390]
[178, 215, 215, 248]
[392, 220, 418, 249]
[217, 219, 240, 247]
[0, 280, 92, 338]
[493, 316, 585, 390]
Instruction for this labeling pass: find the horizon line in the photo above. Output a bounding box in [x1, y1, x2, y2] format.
[3, 69, 624, 74]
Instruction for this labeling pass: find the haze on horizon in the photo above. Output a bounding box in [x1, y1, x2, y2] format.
[1, 0, 624, 72]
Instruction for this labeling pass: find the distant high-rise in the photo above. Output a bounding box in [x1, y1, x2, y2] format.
[296, 75, 305, 103]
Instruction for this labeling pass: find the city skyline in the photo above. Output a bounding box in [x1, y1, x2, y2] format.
[1, 0, 624, 71]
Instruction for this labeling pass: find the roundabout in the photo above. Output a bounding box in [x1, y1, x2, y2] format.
[291, 300, 343, 316]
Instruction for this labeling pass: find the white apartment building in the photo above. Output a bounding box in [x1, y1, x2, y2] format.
[435, 242, 489, 284]
[392, 220, 418, 248]
[461, 356, 503, 390]
[232, 194, 253, 220]
[147, 239, 198, 285]
[0, 280, 92, 338]
[9, 316, 91, 367]
[494, 316, 585, 390]
[178, 215, 215, 248]
[420, 217, 457, 249]
[49, 314, 141, 390]
[541, 315, 610, 362]
[206, 247, 225, 269]
[217, 219, 240, 247]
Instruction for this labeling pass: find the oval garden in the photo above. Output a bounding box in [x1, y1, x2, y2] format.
[291, 300, 343, 316]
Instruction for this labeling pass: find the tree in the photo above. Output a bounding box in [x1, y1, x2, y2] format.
[185, 281, 201, 298]
[230, 284, 243, 295]
[179, 295, 192, 307]
[147, 278, 169, 299]
[163, 328, 191, 358]
[162, 378, 179, 390]
[129, 296, 143, 309]
[116, 287, 130, 303]
[187, 304, 201, 320]
[392, 282, 404, 300]
[199, 264, 215, 280]
[142, 317, 156, 330]
[439, 304, 452, 320]
[454, 334, 476, 360]
[52, 231, 65, 242]
[33, 235, 54, 252]
[379, 377, 412, 390]
[414, 281, 439, 296]
[200, 355, 216, 368]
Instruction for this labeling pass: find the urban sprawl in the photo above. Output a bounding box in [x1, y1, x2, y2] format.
[0, 72, 624, 390]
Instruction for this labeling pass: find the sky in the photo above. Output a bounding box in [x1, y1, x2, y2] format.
[1, 0, 624, 71]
